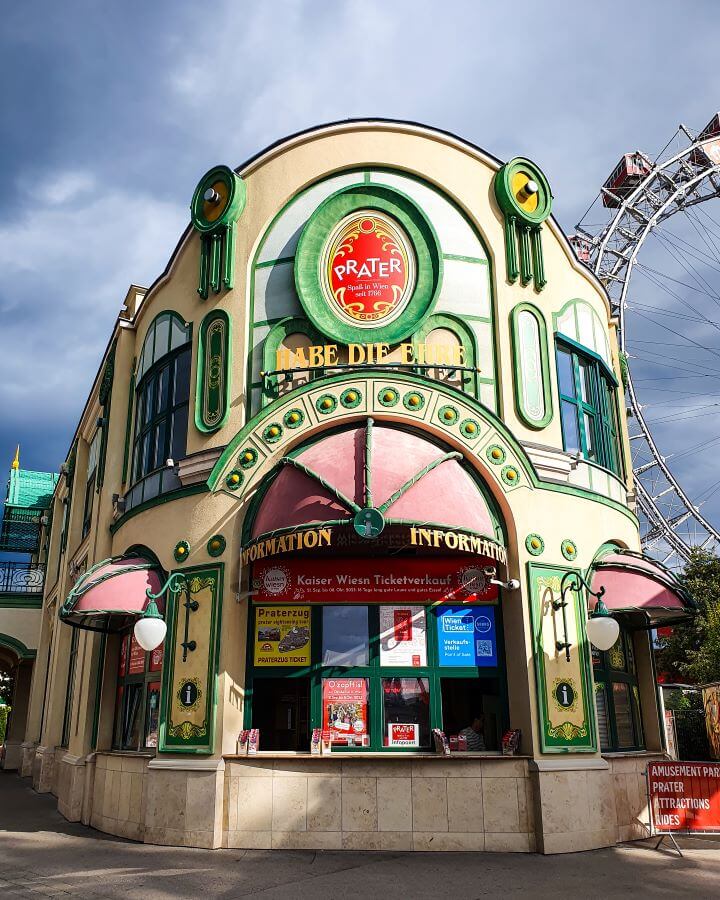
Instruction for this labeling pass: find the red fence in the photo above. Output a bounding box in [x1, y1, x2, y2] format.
[647, 761, 720, 833]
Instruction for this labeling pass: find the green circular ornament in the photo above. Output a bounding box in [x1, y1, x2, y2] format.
[225, 470, 244, 490]
[526, 534, 544, 556]
[284, 409, 305, 429]
[352, 507, 385, 539]
[340, 388, 363, 409]
[207, 535, 226, 557]
[486, 444, 506, 465]
[378, 387, 399, 407]
[460, 418, 481, 439]
[494, 157, 552, 225]
[238, 448, 258, 469]
[501, 465, 520, 486]
[561, 540, 578, 561]
[174, 540, 190, 563]
[263, 423, 283, 443]
[191, 165, 246, 233]
[438, 405, 459, 425]
[316, 394, 337, 414]
[403, 391, 425, 411]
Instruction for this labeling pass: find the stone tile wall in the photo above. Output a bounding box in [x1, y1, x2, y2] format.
[56, 755, 85, 822]
[606, 754, 661, 842]
[90, 753, 150, 841]
[223, 757, 534, 852]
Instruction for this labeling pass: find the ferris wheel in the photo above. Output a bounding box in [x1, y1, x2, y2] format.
[575, 113, 720, 569]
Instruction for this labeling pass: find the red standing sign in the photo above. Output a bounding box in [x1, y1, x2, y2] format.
[647, 760, 720, 833]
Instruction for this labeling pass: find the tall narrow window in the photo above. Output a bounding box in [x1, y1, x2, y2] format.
[81, 430, 101, 539]
[592, 627, 644, 751]
[556, 340, 623, 477]
[61, 628, 80, 748]
[127, 314, 191, 510]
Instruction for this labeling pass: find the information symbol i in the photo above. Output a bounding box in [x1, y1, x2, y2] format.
[554, 681, 575, 709]
[179, 680, 199, 708]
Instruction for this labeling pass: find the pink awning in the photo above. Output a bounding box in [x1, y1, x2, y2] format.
[252, 423, 496, 539]
[590, 551, 695, 627]
[60, 557, 162, 633]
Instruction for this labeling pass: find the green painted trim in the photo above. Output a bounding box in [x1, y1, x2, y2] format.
[555, 332, 617, 387]
[494, 158, 552, 225]
[261, 317, 323, 403]
[442, 253, 487, 264]
[110, 483, 208, 535]
[294, 183, 443, 345]
[158, 563, 224, 754]
[255, 257, 294, 270]
[0, 632, 36, 660]
[0, 595, 44, 608]
[527, 563, 597, 753]
[253, 317, 289, 329]
[195, 309, 232, 433]
[121, 364, 136, 486]
[510, 303, 553, 429]
[415, 312, 480, 397]
[90, 632, 106, 750]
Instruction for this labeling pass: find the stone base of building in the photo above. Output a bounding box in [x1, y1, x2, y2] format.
[20, 741, 37, 778]
[18, 750, 660, 853]
[1, 740, 23, 770]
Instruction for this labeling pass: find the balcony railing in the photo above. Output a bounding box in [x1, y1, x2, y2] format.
[0, 561, 46, 596]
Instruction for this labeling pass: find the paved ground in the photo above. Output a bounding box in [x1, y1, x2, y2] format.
[2, 772, 720, 899]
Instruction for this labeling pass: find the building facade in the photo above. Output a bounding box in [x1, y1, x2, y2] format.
[3, 120, 695, 853]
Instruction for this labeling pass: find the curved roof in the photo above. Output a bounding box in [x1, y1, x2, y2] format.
[251, 421, 497, 540]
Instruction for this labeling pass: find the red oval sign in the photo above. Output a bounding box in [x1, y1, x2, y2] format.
[321, 212, 416, 326]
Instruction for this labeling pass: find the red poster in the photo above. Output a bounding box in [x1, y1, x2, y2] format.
[647, 761, 720, 832]
[128, 635, 145, 675]
[253, 557, 498, 604]
[394, 609, 412, 642]
[322, 678, 368, 746]
[149, 643, 164, 673]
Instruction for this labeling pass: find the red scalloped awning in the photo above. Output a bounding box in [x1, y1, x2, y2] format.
[251, 424, 496, 539]
[60, 557, 162, 633]
[590, 552, 695, 627]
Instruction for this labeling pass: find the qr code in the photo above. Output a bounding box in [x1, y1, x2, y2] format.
[475, 640, 492, 657]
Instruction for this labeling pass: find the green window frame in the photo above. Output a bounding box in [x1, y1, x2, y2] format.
[244, 603, 508, 753]
[112, 633, 163, 752]
[128, 313, 192, 510]
[556, 336, 623, 477]
[81, 429, 101, 540]
[592, 626, 644, 752]
[60, 627, 79, 748]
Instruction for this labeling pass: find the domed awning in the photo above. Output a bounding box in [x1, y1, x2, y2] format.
[60, 557, 163, 633]
[246, 419, 504, 565]
[590, 550, 695, 627]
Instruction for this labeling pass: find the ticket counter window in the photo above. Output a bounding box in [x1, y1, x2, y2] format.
[252, 678, 311, 751]
[382, 677, 431, 748]
[440, 677, 502, 751]
[322, 606, 369, 666]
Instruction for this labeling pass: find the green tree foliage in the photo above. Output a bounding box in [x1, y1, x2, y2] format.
[0, 705, 8, 745]
[656, 549, 720, 683]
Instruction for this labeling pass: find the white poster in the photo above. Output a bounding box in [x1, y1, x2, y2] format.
[379, 606, 427, 667]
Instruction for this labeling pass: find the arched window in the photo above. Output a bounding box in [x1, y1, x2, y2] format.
[127, 312, 191, 509]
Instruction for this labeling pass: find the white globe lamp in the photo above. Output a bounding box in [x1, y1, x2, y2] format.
[585, 598, 620, 652]
[134, 598, 167, 651]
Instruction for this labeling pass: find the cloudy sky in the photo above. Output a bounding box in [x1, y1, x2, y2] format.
[2, 1, 720, 522]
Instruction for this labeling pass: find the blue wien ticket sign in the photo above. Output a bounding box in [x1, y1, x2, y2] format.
[436, 606, 498, 667]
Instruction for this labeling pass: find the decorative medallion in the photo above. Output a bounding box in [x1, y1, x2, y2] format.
[173, 540, 190, 563]
[294, 185, 442, 344]
[526, 534, 544, 556]
[438, 404, 459, 425]
[377, 387, 399, 407]
[262, 423, 283, 444]
[551, 677, 579, 714]
[353, 507, 386, 539]
[460, 418, 481, 439]
[486, 444, 506, 465]
[403, 391, 425, 411]
[190, 165, 246, 299]
[561, 539, 578, 561]
[494, 158, 552, 291]
[501, 465, 520, 486]
[196, 310, 231, 433]
[225, 470, 243, 490]
[320, 211, 416, 328]
[316, 394, 337, 415]
[207, 535, 226, 558]
[238, 447, 258, 469]
[340, 388, 362, 409]
[283, 409, 305, 429]
[176, 677, 203, 712]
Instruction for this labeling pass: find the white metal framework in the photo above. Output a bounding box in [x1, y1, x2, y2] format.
[577, 121, 720, 568]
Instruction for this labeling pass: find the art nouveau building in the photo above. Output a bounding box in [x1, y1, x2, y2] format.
[2, 120, 695, 853]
